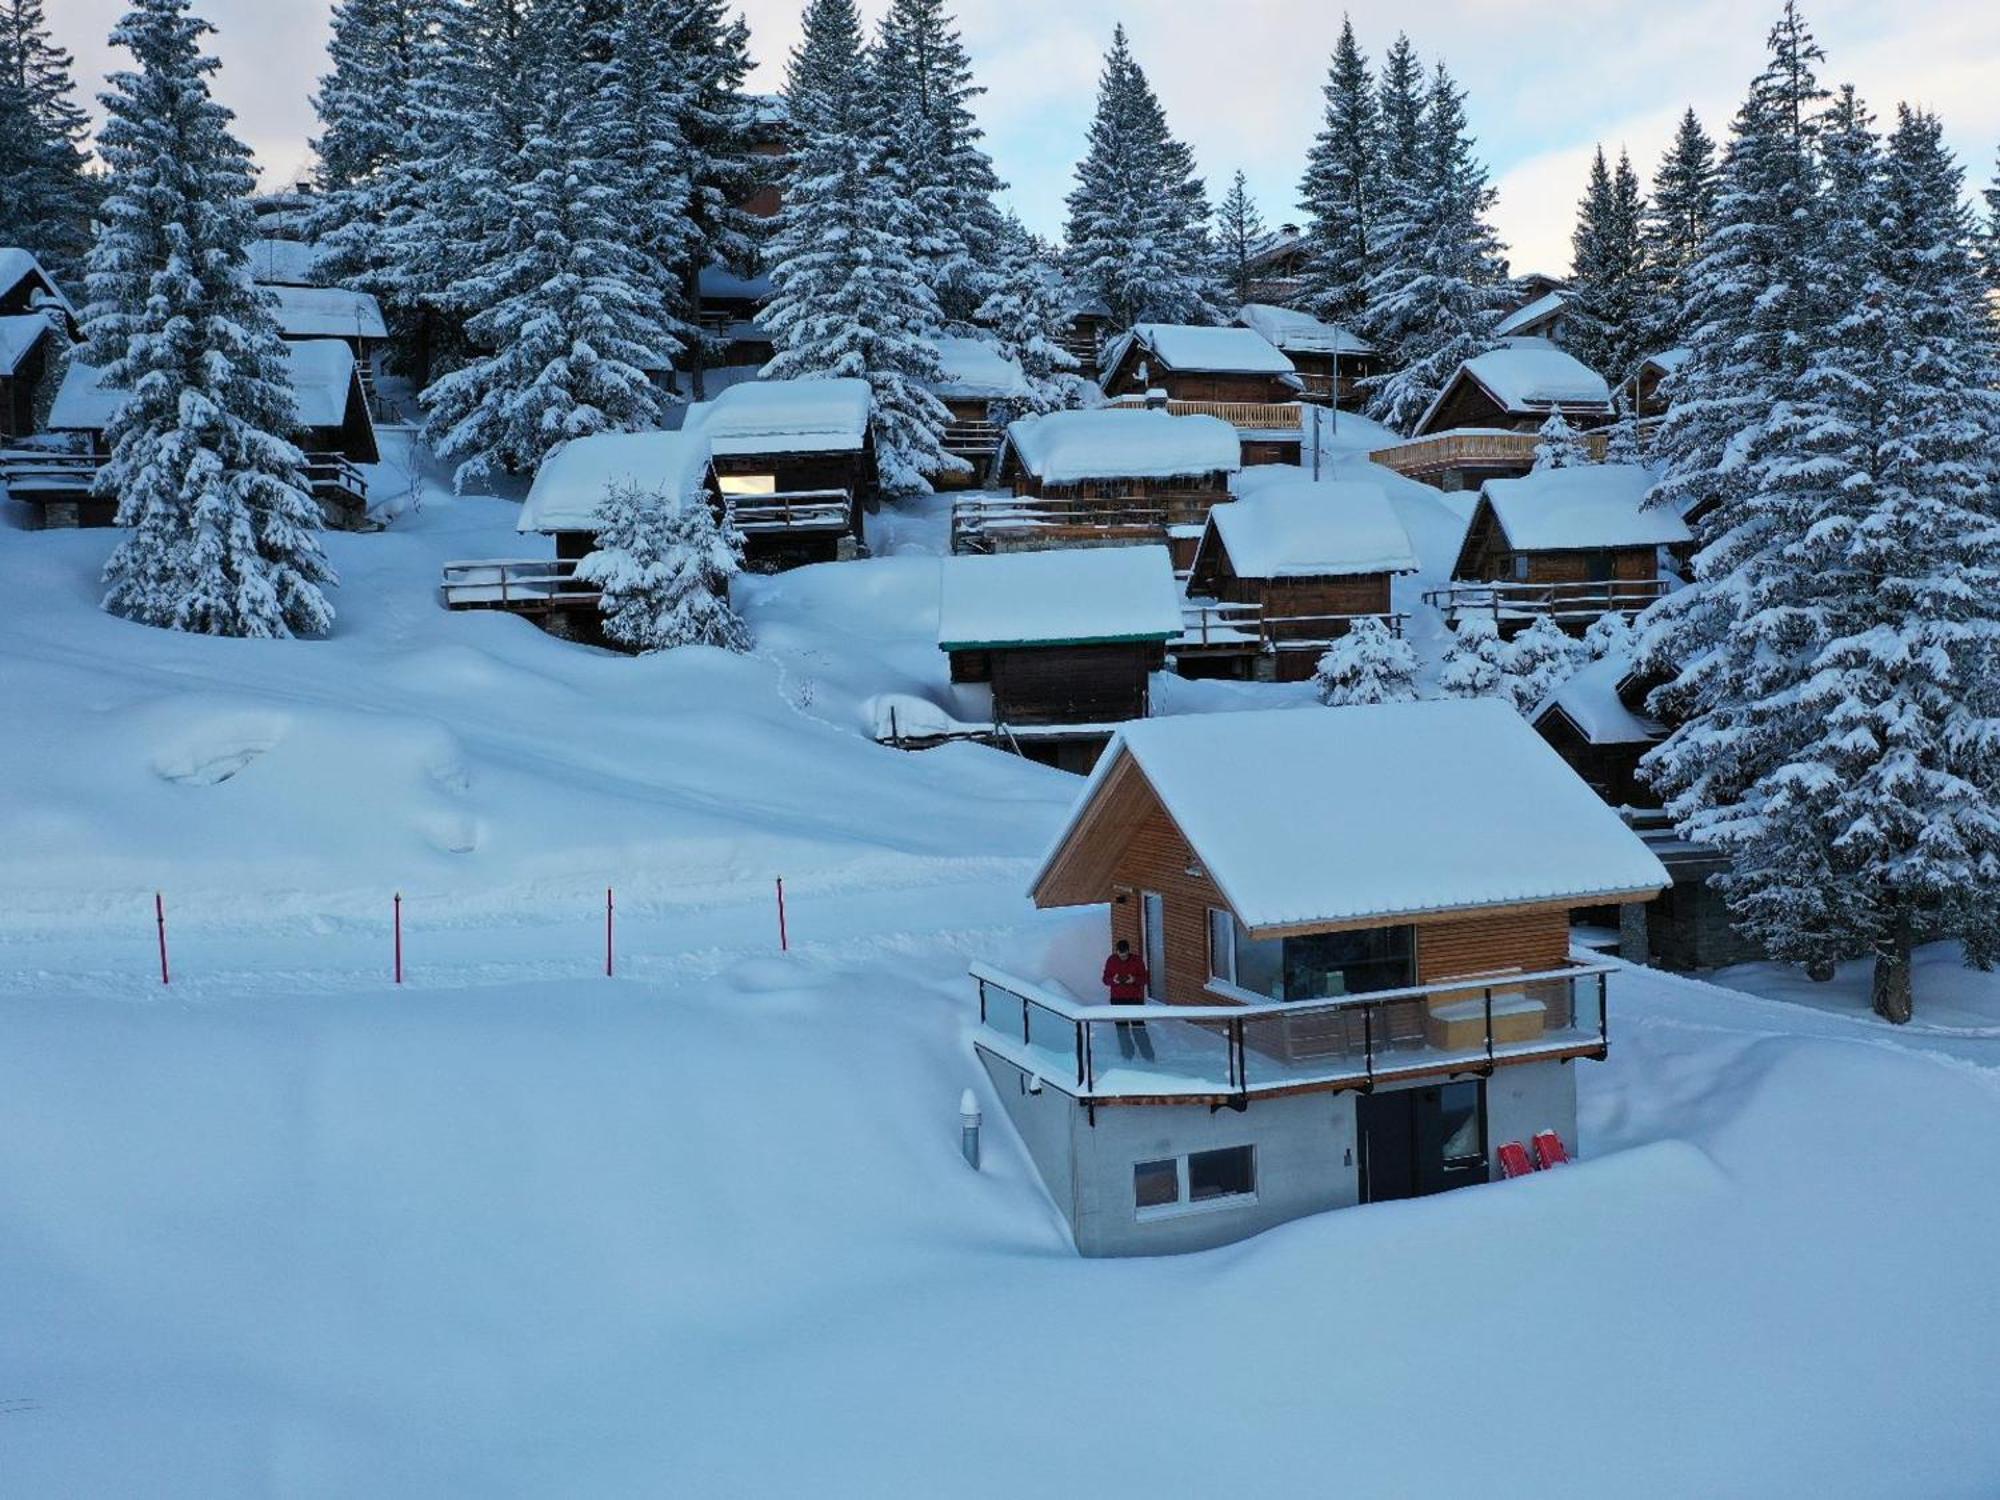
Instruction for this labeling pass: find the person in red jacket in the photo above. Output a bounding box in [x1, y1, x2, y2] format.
[1102, 939, 1155, 1060]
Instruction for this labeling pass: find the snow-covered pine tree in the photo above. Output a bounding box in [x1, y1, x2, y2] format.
[872, 0, 1006, 327]
[1582, 608, 1635, 661]
[0, 0, 97, 282]
[1297, 16, 1376, 326]
[87, 0, 334, 638]
[1567, 145, 1649, 383]
[1980, 147, 2000, 293]
[1313, 617, 1418, 706]
[1602, 401, 1642, 465]
[1504, 614, 1586, 713]
[976, 216, 1086, 414]
[576, 479, 751, 651]
[1063, 25, 1219, 329]
[420, 0, 675, 489]
[311, 0, 426, 193]
[1531, 407, 1590, 470]
[764, 0, 962, 493]
[1360, 62, 1509, 433]
[1215, 170, 1264, 309]
[1437, 613, 1508, 699]
[1640, 108, 1720, 356]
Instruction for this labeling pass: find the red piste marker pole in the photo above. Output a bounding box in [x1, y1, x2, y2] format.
[605, 887, 615, 977]
[155, 892, 170, 985]
[393, 892, 403, 985]
[776, 877, 788, 952]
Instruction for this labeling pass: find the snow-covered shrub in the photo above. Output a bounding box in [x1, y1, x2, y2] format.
[1312, 618, 1419, 706]
[1530, 407, 1590, 471]
[1504, 615, 1586, 713]
[575, 481, 750, 653]
[1436, 614, 1508, 699]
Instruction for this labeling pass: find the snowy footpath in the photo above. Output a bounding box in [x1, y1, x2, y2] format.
[3, 455, 2000, 1495]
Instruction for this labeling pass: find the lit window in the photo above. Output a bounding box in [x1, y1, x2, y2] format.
[719, 473, 777, 497]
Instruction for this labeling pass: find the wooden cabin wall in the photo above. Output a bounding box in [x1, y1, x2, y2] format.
[990, 642, 1159, 726]
[1523, 547, 1658, 586]
[1534, 714, 1657, 809]
[1422, 378, 1512, 434]
[1160, 372, 1294, 404]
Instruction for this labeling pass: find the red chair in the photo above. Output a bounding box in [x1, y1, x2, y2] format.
[1497, 1141, 1534, 1179]
[1532, 1130, 1571, 1169]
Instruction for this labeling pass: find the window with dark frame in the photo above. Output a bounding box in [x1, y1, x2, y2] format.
[1188, 1145, 1256, 1202]
[1134, 1158, 1180, 1210]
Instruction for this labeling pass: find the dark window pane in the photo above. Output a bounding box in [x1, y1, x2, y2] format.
[1188, 1146, 1255, 1202]
[1134, 1158, 1180, 1209]
[1438, 1082, 1483, 1163]
[1281, 926, 1415, 999]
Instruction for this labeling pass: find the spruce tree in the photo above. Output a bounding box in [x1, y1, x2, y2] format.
[1505, 615, 1586, 713]
[1641, 108, 1720, 354]
[312, 0, 427, 194]
[576, 480, 751, 652]
[87, 0, 334, 638]
[976, 217, 1086, 414]
[872, 0, 1006, 326]
[1314, 617, 1418, 706]
[1582, 609, 1635, 661]
[764, 0, 961, 493]
[1567, 146, 1648, 381]
[1361, 62, 1508, 433]
[1064, 26, 1219, 329]
[1215, 170, 1264, 309]
[0, 0, 97, 282]
[1602, 402, 1642, 465]
[1297, 16, 1376, 325]
[1531, 407, 1589, 470]
[1980, 148, 2000, 294]
[1437, 613, 1508, 698]
[1359, 34, 1425, 330]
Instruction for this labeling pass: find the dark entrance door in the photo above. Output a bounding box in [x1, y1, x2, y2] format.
[1358, 1080, 1490, 1203]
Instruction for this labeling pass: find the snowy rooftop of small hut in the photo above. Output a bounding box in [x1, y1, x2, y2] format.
[1005, 408, 1241, 485]
[926, 336, 1029, 401]
[689, 377, 872, 455]
[1234, 304, 1373, 357]
[0, 314, 54, 375]
[517, 430, 711, 534]
[1034, 699, 1670, 932]
[1640, 347, 1692, 375]
[49, 339, 359, 432]
[248, 239, 327, 286]
[1477, 464, 1690, 552]
[1124, 323, 1295, 375]
[1202, 479, 1418, 579]
[0, 247, 73, 316]
[697, 264, 773, 302]
[1422, 338, 1612, 430]
[938, 544, 1183, 651]
[1534, 653, 1663, 747]
[1494, 289, 1570, 338]
[264, 284, 388, 340]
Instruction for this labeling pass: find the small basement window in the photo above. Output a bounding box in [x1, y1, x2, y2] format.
[1134, 1146, 1258, 1219]
[1133, 1158, 1180, 1210]
[1189, 1145, 1256, 1202]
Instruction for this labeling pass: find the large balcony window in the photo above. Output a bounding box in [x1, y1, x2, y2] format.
[1209, 909, 1414, 1002]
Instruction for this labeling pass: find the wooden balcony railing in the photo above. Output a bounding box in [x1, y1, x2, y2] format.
[1370, 428, 1609, 482]
[941, 419, 1005, 458]
[1177, 601, 1410, 655]
[1108, 396, 1305, 432]
[4, 448, 369, 521]
[1423, 577, 1668, 623]
[439, 557, 600, 612]
[726, 489, 851, 534]
[951, 491, 1226, 554]
[970, 958, 1613, 1104]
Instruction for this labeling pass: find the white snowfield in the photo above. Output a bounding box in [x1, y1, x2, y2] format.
[516, 429, 711, 534]
[1479, 463, 1693, 552]
[49, 338, 363, 432]
[937, 543, 1183, 649]
[1004, 407, 1241, 484]
[1201, 476, 1419, 578]
[4, 436, 2000, 1495]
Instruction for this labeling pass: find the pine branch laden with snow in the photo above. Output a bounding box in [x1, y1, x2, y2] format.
[976, 218, 1087, 415]
[1530, 407, 1591, 471]
[1297, 17, 1377, 327]
[1063, 25, 1220, 331]
[1436, 613, 1509, 700]
[1602, 405, 1643, 466]
[1583, 609, 1636, 662]
[86, 0, 334, 640]
[765, 0, 963, 495]
[1504, 615, 1587, 715]
[574, 480, 751, 653]
[1313, 618, 1418, 707]
[419, 0, 677, 491]
[1567, 145, 1649, 385]
[1360, 60, 1509, 435]
[1640, 108, 1720, 357]
[0, 0, 98, 282]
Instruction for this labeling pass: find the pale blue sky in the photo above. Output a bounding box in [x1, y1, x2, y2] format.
[52, 0, 2000, 277]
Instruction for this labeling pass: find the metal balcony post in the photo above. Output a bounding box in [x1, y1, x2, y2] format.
[976, 977, 987, 1025]
[1598, 972, 1609, 1046]
[1484, 987, 1495, 1069]
[1362, 1003, 1375, 1084]
[1022, 998, 1031, 1045]
[1075, 1020, 1085, 1088]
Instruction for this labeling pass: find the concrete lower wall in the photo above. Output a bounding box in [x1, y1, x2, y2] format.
[1483, 1058, 1579, 1169]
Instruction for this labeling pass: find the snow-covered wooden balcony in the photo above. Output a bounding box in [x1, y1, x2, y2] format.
[1423, 577, 1668, 626]
[949, 491, 1222, 555]
[1, 447, 372, 529]
[1369, 428, 1609, 486]
[438, 558, 600, 613]
[726, 489, 851, 535]
[1108, 395, 1305, 433]
[1175, 599, 1409, 662]
[970, 959, 1613, 1106]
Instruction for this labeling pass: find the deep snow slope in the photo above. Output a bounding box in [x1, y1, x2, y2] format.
[5, 446, 2000, 1497]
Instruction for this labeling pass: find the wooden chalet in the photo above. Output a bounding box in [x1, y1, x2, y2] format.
[684, 377, 878, 567]
[1429, 464, 1689, 636]
[1493, 287, 1572, 344]
[442, 429, 721, 645]
[0, 248, 77, 333]
[973, 408, 1241, 567]
[1182, 476, 1417, 681]
[1530, 654, 1663, 808]
[22, 340, 379, 530]
[1099, 324, 1304, 466]
[261, 284, 388, 357]
[1630, 347, 1689, 423]
[921, 544, 1183, 772]
[1371, 339, 1614, 491]
[1233, 303, 1380, 410]
[971, 699, 1668, 1255]
[692, 265, 775, 375]
[924, 335, 1030, 485]
[1241, 224, 1309, 306]
[738, 94, 789, 220]
[1062, 295, 1114, 371]
[0, 313, 64, 442]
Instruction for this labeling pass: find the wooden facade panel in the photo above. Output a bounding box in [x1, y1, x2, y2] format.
[1104, 801, 1228, 1008]
[991, 642, 1156, 726]
[1415, 908, 1570, 983]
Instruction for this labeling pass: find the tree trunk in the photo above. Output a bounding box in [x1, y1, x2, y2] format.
[1870, 915, 1914, 1025]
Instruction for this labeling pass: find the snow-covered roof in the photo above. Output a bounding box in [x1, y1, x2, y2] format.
[1478, 464, 1690, 553]
[517, 430, 713, 534]
[1494, 289, 1569, 339]
[1004, 408, 1241, 485]
[263, 283, 389, 341]
[1640, 347, 1691, 375]
[0, 247, 74, 317]
[49, 339, 360, 432]
[1033, 699, 1669, 931]
[247, 238, 326, 286]
[689, 377, 873, 456]
[697, 263, 773, 303]
[1127, 323, 1295, 376]
[1244, 226, 1306, 269]
[937, 544, 1183, 650]
[1235, 304, 1374, 357]
[0, 313, 55, 376]
[1418, 338, 1612, 432]
[1534, 653, 1663, 746]
[1201, 478, 1418, 580]
[926, 335, 1029, 402]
